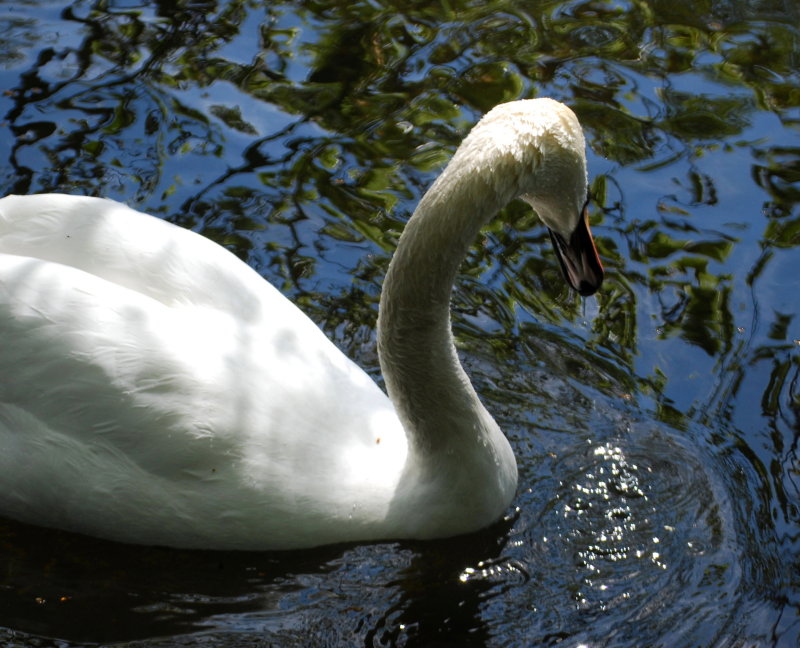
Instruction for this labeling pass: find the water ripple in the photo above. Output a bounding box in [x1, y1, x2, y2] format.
[507, 421, 746, 645]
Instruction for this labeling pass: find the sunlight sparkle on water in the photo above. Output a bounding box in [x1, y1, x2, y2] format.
[559, 442, 673, 604]
[458, 559, 527, 584]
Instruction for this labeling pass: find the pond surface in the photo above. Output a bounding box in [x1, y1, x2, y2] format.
[0, 0, 798, 646]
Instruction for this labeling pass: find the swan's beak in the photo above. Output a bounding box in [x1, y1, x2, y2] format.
[548, 205, 604, 296]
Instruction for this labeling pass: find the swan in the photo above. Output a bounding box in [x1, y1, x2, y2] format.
[0, 98, 603, 550]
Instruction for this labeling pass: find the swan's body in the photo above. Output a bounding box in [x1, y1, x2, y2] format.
[0, 99, 602, 550]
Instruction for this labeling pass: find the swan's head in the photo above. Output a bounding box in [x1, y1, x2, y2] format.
[459, 98, 604, 296]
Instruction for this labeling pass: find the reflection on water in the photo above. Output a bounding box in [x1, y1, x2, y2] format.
[0, 0, 798, 646]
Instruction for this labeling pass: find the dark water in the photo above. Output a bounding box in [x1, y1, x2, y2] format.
[1, 0, 798, 646]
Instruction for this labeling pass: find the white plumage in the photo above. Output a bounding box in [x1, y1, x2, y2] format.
[0, 98, 602, 549]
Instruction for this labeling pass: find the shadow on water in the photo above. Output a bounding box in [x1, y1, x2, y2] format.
[0, 0, 798, 646]
[0, 515, 519, 647]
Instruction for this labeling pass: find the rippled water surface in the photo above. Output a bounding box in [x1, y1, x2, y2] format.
[0, 0, 798, 646]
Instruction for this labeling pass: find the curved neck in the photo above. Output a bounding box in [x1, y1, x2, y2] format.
[377, 163, 508, 455]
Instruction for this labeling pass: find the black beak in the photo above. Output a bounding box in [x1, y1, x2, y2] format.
[548, 204, 604, 296]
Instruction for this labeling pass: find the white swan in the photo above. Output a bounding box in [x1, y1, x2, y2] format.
[0, 98, 602, 550]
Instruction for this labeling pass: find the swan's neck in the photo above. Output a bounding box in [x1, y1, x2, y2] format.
[377, 157, 511, 459]
[375, 98, 591, 534]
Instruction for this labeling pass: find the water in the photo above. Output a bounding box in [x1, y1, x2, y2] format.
[0, 0, 798, 645]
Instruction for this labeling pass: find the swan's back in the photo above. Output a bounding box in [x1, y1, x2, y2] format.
[0, 194, 407, 549]
[0, 194, 271, 316]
